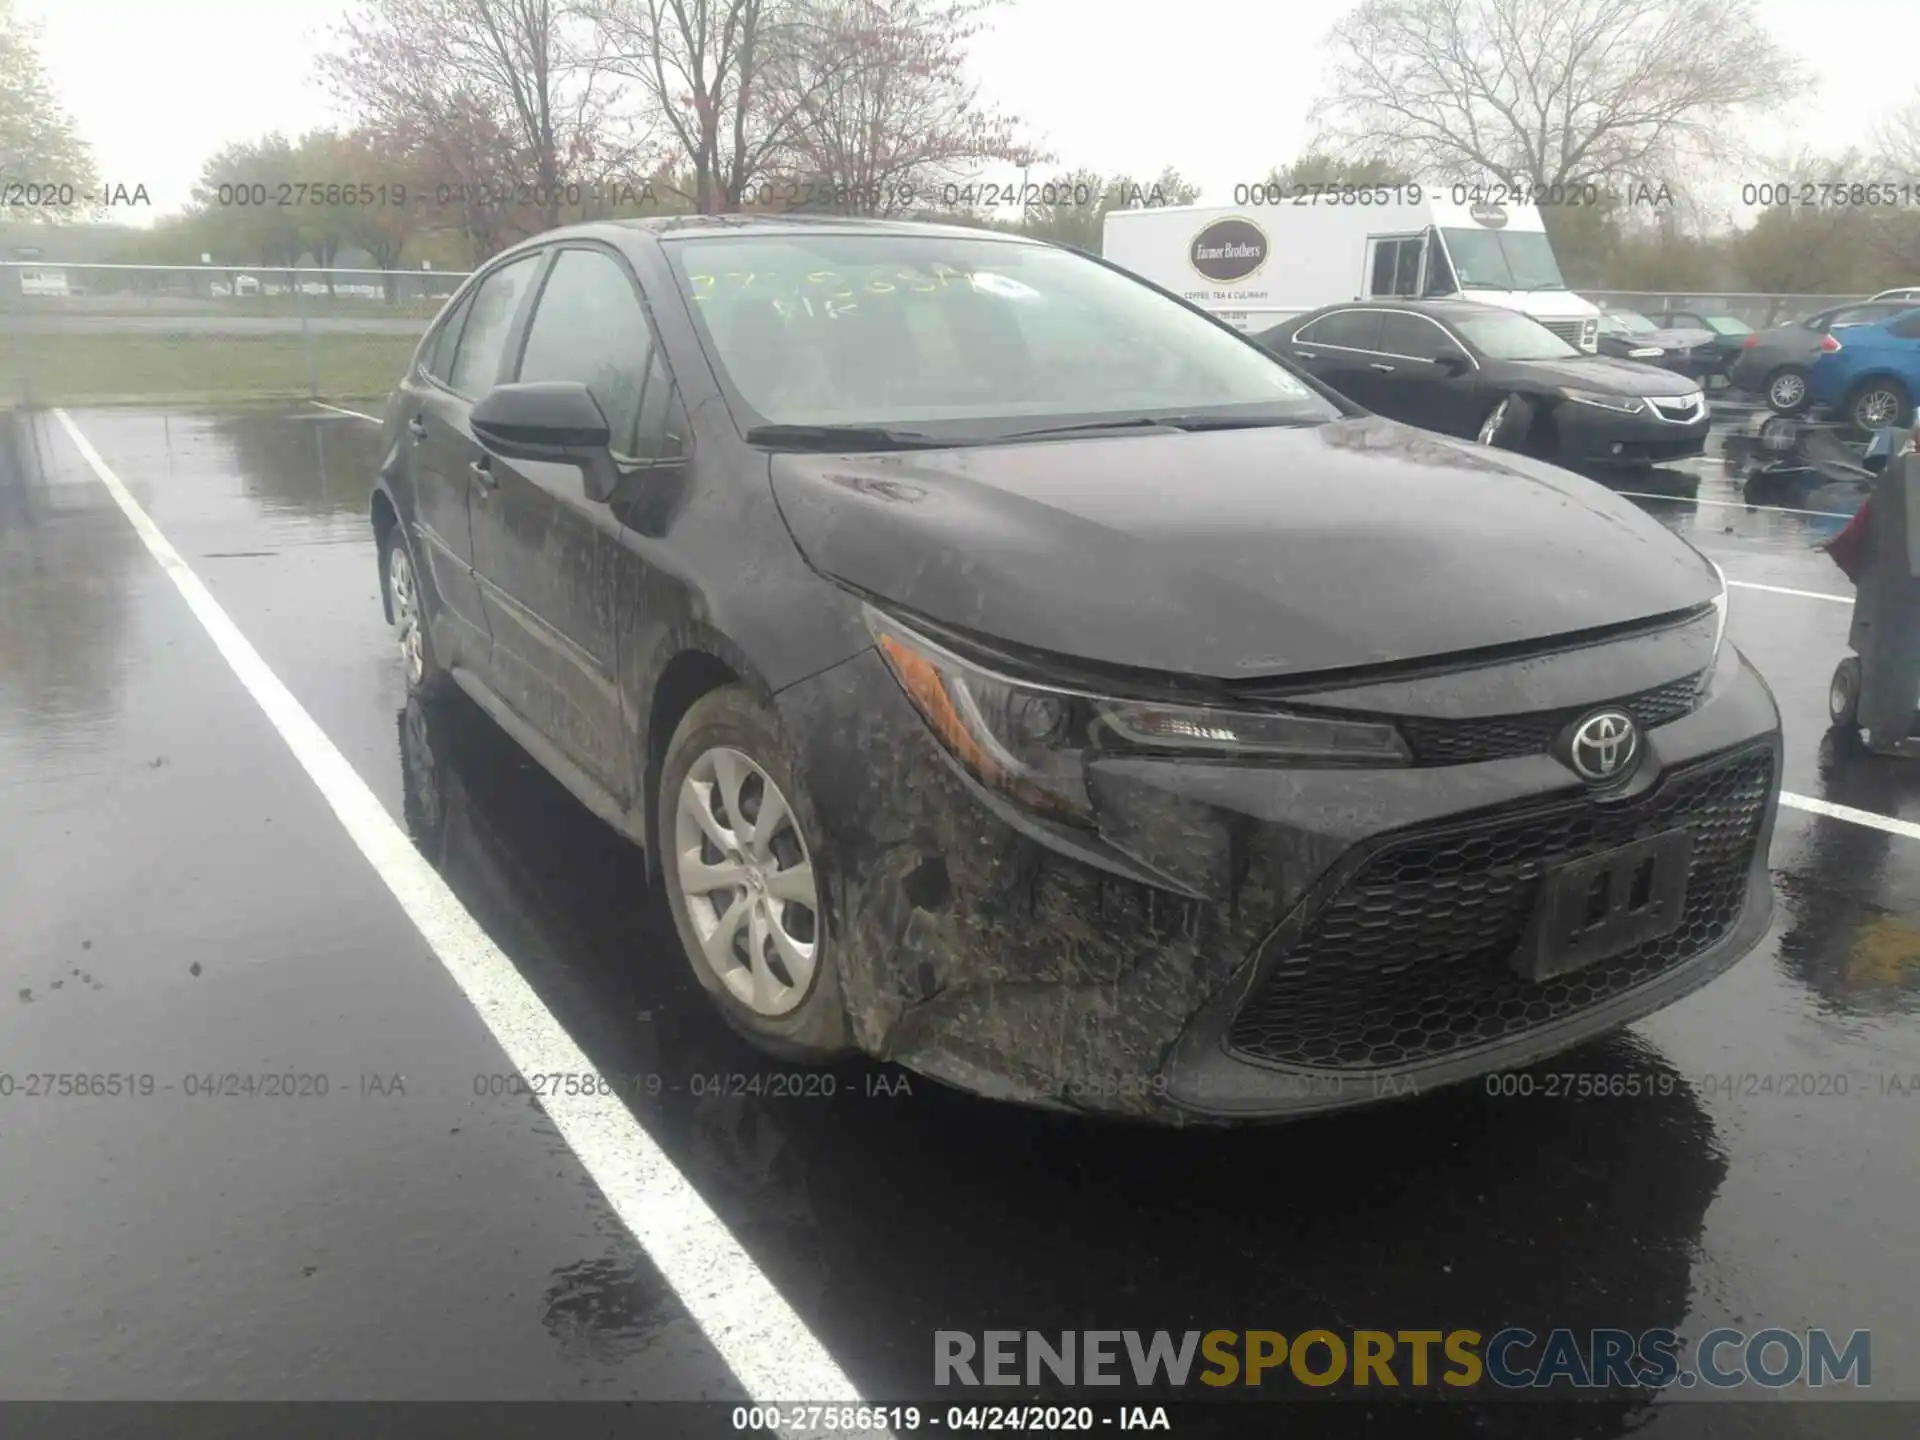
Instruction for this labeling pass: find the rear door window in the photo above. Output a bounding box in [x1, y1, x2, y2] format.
[447, 254, 542, 397]
[1297, 310, 1385, 351]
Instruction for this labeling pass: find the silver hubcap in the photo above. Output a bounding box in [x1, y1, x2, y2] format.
[1771, 372, 1804, 405]
[390, 544, 425, 685]
[674, 746, 819, 1017]
[1831, 665, 1856, 718]
[1477, 400, 1508, 444]
[1858, 390, 1900, 427]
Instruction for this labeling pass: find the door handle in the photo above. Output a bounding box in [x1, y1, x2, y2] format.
[469, 457, 497, 492]
[1369, 362, 1396, 372]
[1293, 349, 1318, 359]
[407, 416, 428, 440]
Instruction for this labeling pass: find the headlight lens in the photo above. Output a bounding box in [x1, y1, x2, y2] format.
[1707, 558, 1729, 666]
[866, 608, 1411, 824]
[1561, 387, 1647, 414]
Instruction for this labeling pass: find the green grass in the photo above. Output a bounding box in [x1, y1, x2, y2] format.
[0, 332, 417, 405]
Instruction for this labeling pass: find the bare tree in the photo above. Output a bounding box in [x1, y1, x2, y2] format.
[587, 0, 840, 212]
[772, 0, 1041, 216]
[1312, 0, 1808, 190]
[321, 0, 644, 241]
[0, 0, 99, 220]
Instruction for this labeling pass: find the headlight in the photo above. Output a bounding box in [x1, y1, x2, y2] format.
[1560, 387, 1647, 415]
[866, 607, 1411, 825]
[1707, 558, 1729, 667]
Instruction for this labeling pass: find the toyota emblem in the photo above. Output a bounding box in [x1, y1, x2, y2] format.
[1566, 709, 1640, 785]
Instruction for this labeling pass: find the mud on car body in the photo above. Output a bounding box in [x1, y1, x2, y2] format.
[371, 215, 1781, 1124]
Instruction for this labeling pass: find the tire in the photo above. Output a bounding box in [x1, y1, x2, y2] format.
[1829, 656, 1862, 729]
[1847, 378, 1912, 433]
[1764, 366, 1809, 415]
[383, 527, 449, 698]
[1475, 393, 1533, 449]
[657, 684, 853, 1062]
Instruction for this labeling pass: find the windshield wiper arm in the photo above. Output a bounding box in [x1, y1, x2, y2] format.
[744, 423, 957, 451]
[995, 414, 1314, 442]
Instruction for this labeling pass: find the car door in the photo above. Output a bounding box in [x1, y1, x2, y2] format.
[466, 243, 661, 803]
[1370, 312, 1482, 433]
[1284, 309, 1386, 407]
[403, 254, 544, 668]
[398, 287, 491, 659]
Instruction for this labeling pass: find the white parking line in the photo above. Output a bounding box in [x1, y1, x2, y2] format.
[50, 409, 866, 1420]
[1727, 579, 1852, 604]
[1780, 792, 1920, 842]
[310, 400, 381, 423]
[1615, 491, 1857, 520]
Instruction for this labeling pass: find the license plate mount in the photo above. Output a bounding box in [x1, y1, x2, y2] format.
[1513, 828, 1695, 982]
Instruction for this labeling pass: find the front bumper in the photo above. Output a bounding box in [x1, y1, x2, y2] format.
[1554, 399, 1711, 466]
[776, 643, 1780, 1124]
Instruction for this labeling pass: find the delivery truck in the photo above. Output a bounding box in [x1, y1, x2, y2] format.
[1101, 186, 1601, 353]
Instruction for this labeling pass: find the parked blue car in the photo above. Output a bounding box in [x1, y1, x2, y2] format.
[1807, 307, 1920, 430]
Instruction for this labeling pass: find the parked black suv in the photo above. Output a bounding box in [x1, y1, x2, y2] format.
[371, 216, 1781, 1123]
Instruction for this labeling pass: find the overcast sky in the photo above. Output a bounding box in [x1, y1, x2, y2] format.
[20, 0, 1920, 224]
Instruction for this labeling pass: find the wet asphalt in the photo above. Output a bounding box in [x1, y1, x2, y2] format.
[0, 402, 1916, 1434]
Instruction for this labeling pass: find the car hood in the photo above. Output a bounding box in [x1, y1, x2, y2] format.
[1507, 355, 1704, 395]
[768, 416, 1722, 682]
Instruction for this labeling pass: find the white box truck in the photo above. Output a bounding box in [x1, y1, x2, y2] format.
[1101, 189, 1601, 353]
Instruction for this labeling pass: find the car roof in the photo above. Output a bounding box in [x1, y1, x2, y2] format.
[1282, 298, 1516, 323]
[507, 213, 1045, 248]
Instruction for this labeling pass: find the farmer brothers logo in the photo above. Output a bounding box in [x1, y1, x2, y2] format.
[1189, 218, 1268, 283]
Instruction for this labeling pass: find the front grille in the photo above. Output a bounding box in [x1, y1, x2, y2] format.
[1542, 319, 1587, 348]
[1225, 745, 1774, 1071]
[1395, 674, 1701, 766]
[1651, 395, 1705, 423]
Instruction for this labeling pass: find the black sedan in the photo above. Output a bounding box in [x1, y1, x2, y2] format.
[1648, 309, 1755, 381]
[1257, 299, 1710, 468]
[1727, 300, 1920, 413]
[1594, 308, 1717, 380]
[372, 217, 1778, 1123]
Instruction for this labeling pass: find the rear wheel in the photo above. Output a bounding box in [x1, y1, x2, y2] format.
[658, 684, 853, 1061]
[1764, 366, 1809, 415]
[1847, 378, 1912, 433]
[384, 529, 448, 697]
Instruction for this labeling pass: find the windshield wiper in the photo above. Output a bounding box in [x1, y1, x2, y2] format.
[995, 414, 1317, 442]
[744, 423, 958, 451]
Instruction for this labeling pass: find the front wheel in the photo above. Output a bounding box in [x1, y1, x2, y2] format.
[1829, 657, 1862, 729]
[657, 684, 853, 1062]
[1847, 379, 1912, 433]
[1476, 394, 1533, 449]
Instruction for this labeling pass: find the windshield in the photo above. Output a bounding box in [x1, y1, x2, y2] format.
[1600, 311, 1658, 334]
[664, 233, 1341, 436]
[1453, 309, 1582, 361]
[1437, 228, 1567, 291]
[1703, 315, 1752, 335]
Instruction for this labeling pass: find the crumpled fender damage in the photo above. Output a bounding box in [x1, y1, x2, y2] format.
[773, 647, 1335, 1124]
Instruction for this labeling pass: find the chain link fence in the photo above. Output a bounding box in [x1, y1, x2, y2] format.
[1578, 291, 1879, 328]
[0, 263, 471, 407]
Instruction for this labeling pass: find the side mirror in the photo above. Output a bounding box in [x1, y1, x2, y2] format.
[1433, 348, 1470, 375]
[471, 381, 621, 502]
